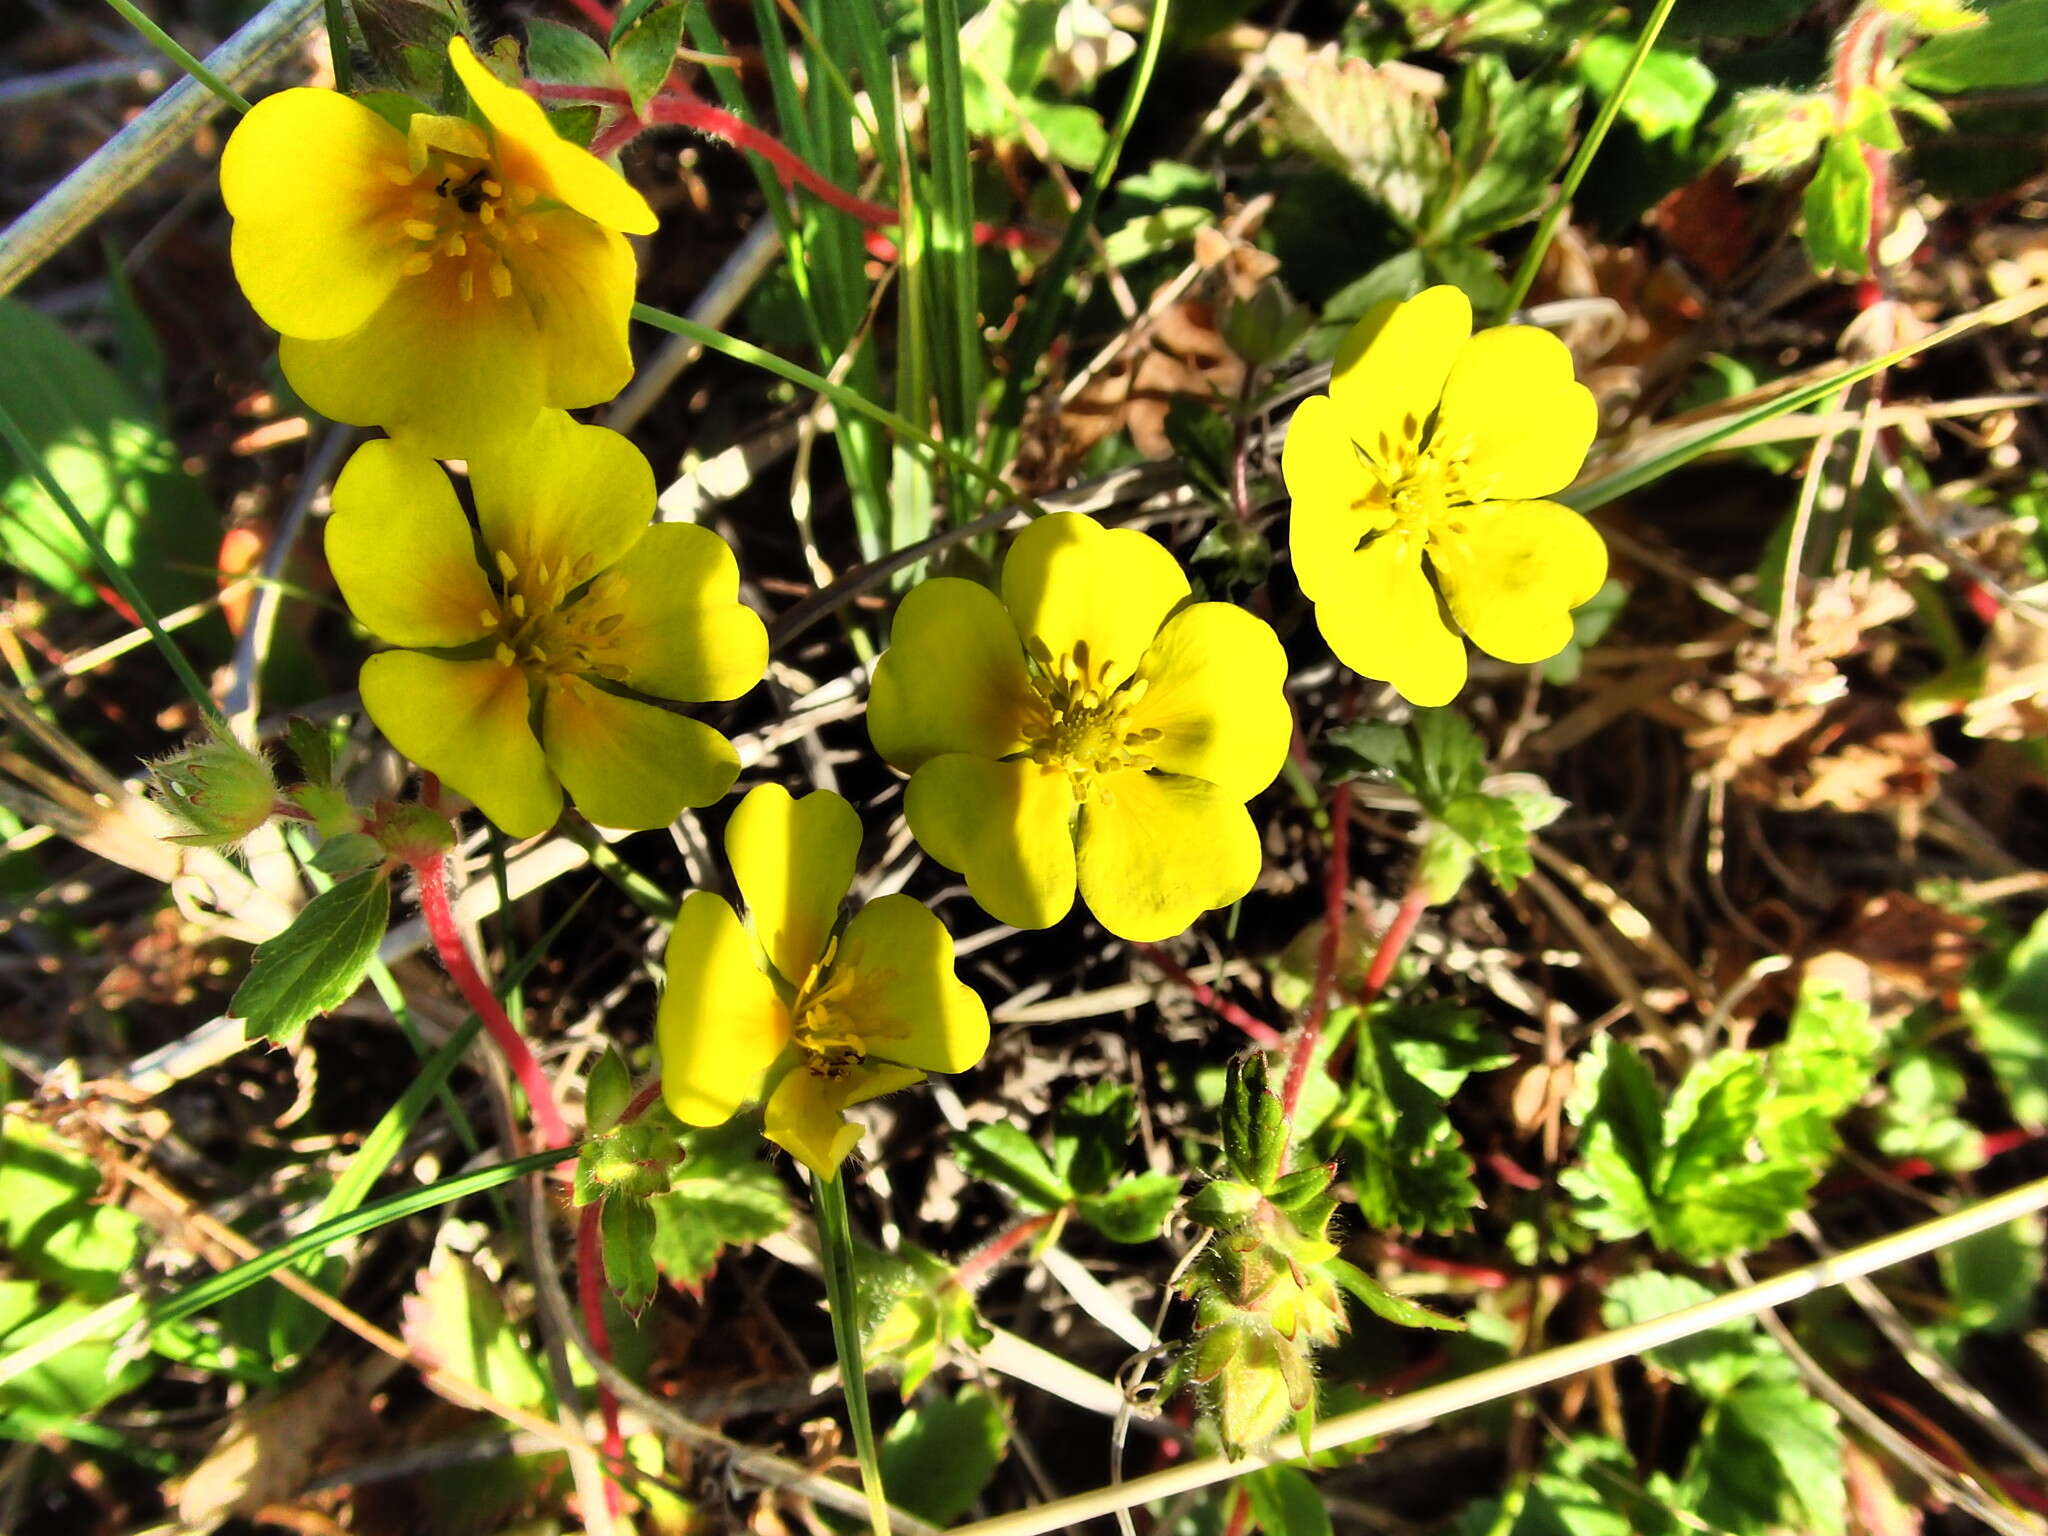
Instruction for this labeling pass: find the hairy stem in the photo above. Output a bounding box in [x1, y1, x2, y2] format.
[1280, 781, 1351, 1123]
[1135, 943, 1283, 1046]
[952, 1211, 1059, 1292]
[576, 1203, 627, 1509]
[414, 850, 571, 1150]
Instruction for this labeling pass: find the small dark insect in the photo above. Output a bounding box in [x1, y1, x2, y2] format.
[435, 167, 490, 214]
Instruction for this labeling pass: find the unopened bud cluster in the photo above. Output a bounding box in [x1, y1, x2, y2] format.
[147, 724, 279, 850]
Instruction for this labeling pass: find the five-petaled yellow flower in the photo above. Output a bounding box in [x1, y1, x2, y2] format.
[657, 784, 989, 1177]
[867, 512, 1291, 942]
[1281, 285, 1608, 707]
[325, 411, 766, 837]
[220, 36, 656, 457]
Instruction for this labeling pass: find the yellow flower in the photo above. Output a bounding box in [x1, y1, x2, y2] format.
[324, 411, 766, 837]
[657, 784, 989, 1177]
[220, 37, 656, 458]
[867, 512, 1291, 943]
[1280, 285, 1608, 707]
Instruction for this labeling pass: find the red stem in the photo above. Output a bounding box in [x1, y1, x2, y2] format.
[620, 1079, 665, 1127]
[646, 90, 897, 226]
[1223, 1490, 1254, 1536]
[559, 0, 614, 30]
[577, 1202, 627, 1511]
[951, 1211, 1058, 1291]
[1135, 944, 1284, 1046]
[414, 851, 572, 1150]
[1280, 782, 1351, 1122]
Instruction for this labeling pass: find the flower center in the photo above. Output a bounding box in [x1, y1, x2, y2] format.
[484, 549, 629, 682]
[383, 116, 541, 304]
[1351, 425, 1483, 553]
[790, 937, 893, 1079]
[1021, 637, 1161, 802]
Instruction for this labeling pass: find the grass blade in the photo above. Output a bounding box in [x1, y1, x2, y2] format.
[100, 0, 252, 112]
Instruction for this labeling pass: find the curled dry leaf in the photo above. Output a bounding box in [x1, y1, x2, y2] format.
[174, 1361, 357, 1525]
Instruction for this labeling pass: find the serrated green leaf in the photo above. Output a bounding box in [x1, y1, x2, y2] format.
[1077, 1173, 1182, 1243]
[1874, 1049, 1983, 1172]
[878, 1386, 1010, 1525]
[1802, 133, 1873, 278]
[399, 1246, 552, 1415]
[0, 1283, 153, 1423]
[1682, 1377, 1844, 1536]
[1053, 1082, 1137, 1197]
[611, 0, 687, 113]
[1904, 0, 2048, 92]
[1962, 905, 2048, 1129]
[1262, 40, 1453, 232]
[1327, 1258, 1463, 1332]
[283, 715, 336, 788]
[230, 868, 390, 1047]
[309, 832, 383, 877]
[956, 1122, 1073, 1211]
[646, 1120, 791, 1293]
[1559, 1035, 1663, 1243]
[1439, 55, 1580, 242]
[1600, 1272, 1776, 1397]
[1242, 1463, 1333, 1536]
[1939, 1215, 2044, 1335]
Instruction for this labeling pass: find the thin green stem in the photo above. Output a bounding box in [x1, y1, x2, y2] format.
[100, 0, 252, 113]
[0, 397, 220, 723]
[631, 301, 1046, 519]
[814, 1169, 890, 1536]
[577, 831, 682, 923]
[1499, 0, 1677, 320]
[323, 0, 352, 94]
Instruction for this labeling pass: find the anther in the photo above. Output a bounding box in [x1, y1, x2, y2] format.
[489, 263, 513, 298]
[402, 218, 438, 242]
[457, 269, 475, 302]
[477, 607, 498, 628]
[593, 611, 624, 636]
[400, 252, 434, 276]
[444, 233, 466, 257]
[509, 594, 526, 618]
[519, 224, 540, 243]
[495, 550, 519, 582]
[494, 642, 516, 666]
[482, 179, 503, 197]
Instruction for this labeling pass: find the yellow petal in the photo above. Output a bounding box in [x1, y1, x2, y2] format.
[509, 214, 638, 410]
[1075, 771, 1262, 942]
[278, 278, 545, 459]
[359, 653, 559, 837]
[449, 37, 657, 236]
[326, 439, 496, 648]
[1311, 533, 1468, 707]
[600, 523, 767, 703]
[539, 676, 739, 830]
[1328, 285, 1470, 460]
[220, 89, 411, 340]
[725, 783, 860, 986]
[657, 891, 792, 1126]
[1434, 325, 1597, 500]
[1433, 499, 1608, 666]
[469, 411, 654, 597]
[1281, 393, 1384, 606]
[999, 513, 1188, 689]
[833, 894, 989, 1074]
[762, 1064, 921, 1178]
[903, 755, 1077, 930]
[1128, 602, 1291, 800]
[868, 578, 1037, 770]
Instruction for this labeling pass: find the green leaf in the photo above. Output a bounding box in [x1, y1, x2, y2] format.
[1904, 0, 2048, 92]
[526, 16, 614, 86]
[0, 299, 213, 610]
[0, 1118, 143, 1301]
[1577, 38, 1716, 142]
[283, 715, 337, 788]
[585, 1047, 633, 1136]
[861, 1240, 993, 1396]
[1801, 133, 1873, 279]
[601, 1197, 659, 1316]
[611, 0, 687, 113]
[1962, 905, 2048, 1128]
[1077, 1173, 1182, 1244]
[0, 1285, 152, 1424]
[878, 1386, 1010, 1525]
[1438, 55, 1580, 243]
[1559, 1035, 1663, 1243]
[1600, 1272, 1775, 1398]
[1542, 578, 1629, 685]
[1939, 1215, 2044, 1335]
[1874, 1050, 1984, 1172]
[1682, 1378, 1844, 1536]
[1052, 1082, 1137, 1196]
[309, 832, 383, 878]
[399, 1245, 552, 1414]
[1224, 1055, 1288, 1192]
[956, 1122, 1073, 1211]
[646, 1120, 791, 1294]
[1242, 1464, 1333, 1536]
[230, 868, 391, 1047]
[1101, 205, 1212, 266]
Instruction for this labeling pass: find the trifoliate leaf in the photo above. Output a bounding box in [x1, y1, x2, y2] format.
[646, 1120, 791, 1294]
[956, 1122, 1073, 1211]
[1053, 1082, 1138, 1198]
[1681, 1377, 1844, 1536]
[1077, 1173, 1182, 1244]
[231, 868, 390, 1047]
[879, 1387, 1010, 1525]
[1577, 39, 1716, 142]
[1801, 133, 1873, 278]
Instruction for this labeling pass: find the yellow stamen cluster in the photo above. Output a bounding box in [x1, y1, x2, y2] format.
[789, 936, 890, 1078]
[1351, 427, 1483, 550]
[484, 548, 629, 680]
[381, 120, 541, 304]
[1021, 636, 1163, 802]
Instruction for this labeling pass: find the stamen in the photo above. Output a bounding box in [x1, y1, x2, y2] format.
[400, 252, 433, 276]
[402, 218, 438, 242]
[495, 550, 519, 582]
[495, 643, 517, 666]
[482, 179, 503, 197]
[489, 263, 513, 299]
[444, 233, 467, 257]
[457, 269, 475, 302]
[508, 594, 526, 618]
[592, 611, 624, 636]
[518, 224, 540, 243]
[477, 608, 498, 628]
[513, 184, 537, 207]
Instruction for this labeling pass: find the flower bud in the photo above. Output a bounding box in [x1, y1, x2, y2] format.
[148, 724, 278, 850]
[368, 801, 457, 864]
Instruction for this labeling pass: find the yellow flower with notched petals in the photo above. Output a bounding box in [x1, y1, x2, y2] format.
[1281, 285, 1608, 707]
[220, 37, 656, 458]
[325, 411, 765, 838]
[657, 784, 989, 1177]
[867, 512, 1292, 943]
